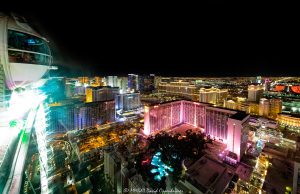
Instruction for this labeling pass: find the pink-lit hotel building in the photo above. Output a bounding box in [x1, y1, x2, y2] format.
[144, 100, 250, 161]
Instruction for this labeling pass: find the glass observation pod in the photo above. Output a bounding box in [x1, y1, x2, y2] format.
[0, 13, 52, 90]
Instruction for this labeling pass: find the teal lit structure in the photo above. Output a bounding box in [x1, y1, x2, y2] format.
[150, 152, 174, 181]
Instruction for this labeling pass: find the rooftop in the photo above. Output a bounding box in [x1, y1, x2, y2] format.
[230, 112, 249, 121]
[185, 155, 234, 194]
[86, 85, 119, 89]
[146, 99, 211, 108]
[278, 113, 300, 118]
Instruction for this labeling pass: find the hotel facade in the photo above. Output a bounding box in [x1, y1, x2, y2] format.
[144, 100, 249, 161]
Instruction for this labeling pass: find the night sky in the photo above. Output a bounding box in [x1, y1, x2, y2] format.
[2, 4, 300, 77]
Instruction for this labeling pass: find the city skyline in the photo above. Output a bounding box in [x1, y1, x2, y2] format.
[2, 7, 300, 77]
[1, 8, 300, 194]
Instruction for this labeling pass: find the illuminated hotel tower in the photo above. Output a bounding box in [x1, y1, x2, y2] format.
[158, 80, 198, 101]
[106, 76, 118, 87]
[116, 77, 128, 92]
[115, 92, 141, 111]
[86, 86, 119, 103]
[199, 88, 228, 105]
[205, 106, 237, 141]
[128, 74, 139, 91]
[78, 77, 89, 85]
[144, 101, 207, 135]
[227, 113, 250, 161]
[269, 98, 282, 119]
[90, 76, 103, 86]
[259, 98, 270, 117]
[248, 85, 264, 102]
[144, 100, 249, 161]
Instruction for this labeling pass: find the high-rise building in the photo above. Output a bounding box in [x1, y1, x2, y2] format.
[138, 75, 144, 92]
[89, 76, 103, 86]
[78, 77, 89, 85]
[144, 101, 207, 135]
[199, 88, 228, 105]
[86, 86, 119, 103]
[256, 76, 262, 84]
[224, 99, 237, 110]
[48, 100, 79, 132]
[154, 76, 162, 89]
[259, 98, 270, 117]
[235, 97, 248, 112]
[205, 106, 237, 142]
[248, 85, 264, 102]
[96, 76, 103, 86]
[264, 78, 271, 91]
[199, 88, 215, 104]
[106, 76, 118, 87]
[104, 150, 122, 194]
[269, 98, 282, 119]
[293, 162, 300, 194]
[48, 100, 115, 132]
[128, 74, 139, 91]
[65, 82, 75, 98]
[227, 112, 250, 161]
[237, 102, 250, 113]
[116, 77, 128, 93]
[115, 93, 141, 112]
[224, 98, 260, 116]
[138, 74, 155, 93]
[85, 87, 93, 103]
[144, 100, 249, 161]
[248, 102, 259, 115]
[158, 80, 198, 101]
[74, 101, 115, 130]
[74, 85, 86, 96]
